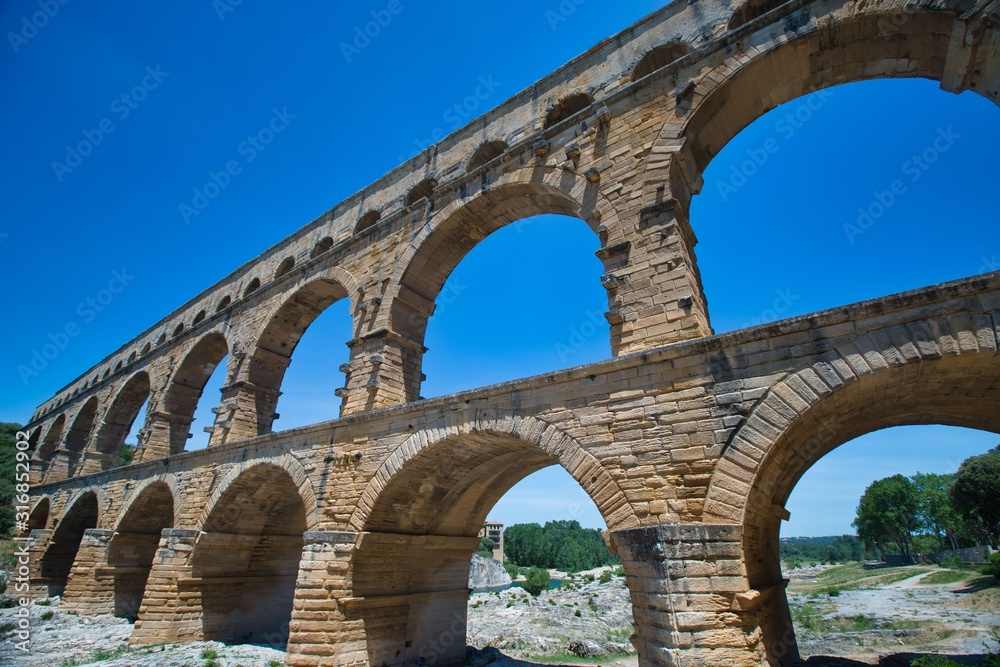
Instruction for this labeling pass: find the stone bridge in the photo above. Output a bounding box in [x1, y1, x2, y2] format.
[19, 0, 1000, 664]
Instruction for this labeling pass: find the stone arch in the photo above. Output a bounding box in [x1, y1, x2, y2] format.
[703, 315, 1000, 664]
[35, 414, 65, 470]
[189, 461, 311, 648]
[347, 413, 637, 666]
[216, 295, 232, 312]
[244, 272, 356, 436]
[152, 332, 230, 456]
[311, 236, 334, 257]
[664, 8, 995, 182]
[244, 277, 261, 297]
[727, 0, 786, 31]
[544, 91, 595, 128]
[465, 139, 508, 172]
[384, 171, 623, 403]
[107, 477, 177, 621]
[404, 177, 438, 208]
[355, 210, 381, 234]
[65, 396, 99, 454]
[40, 489, 100, 596]
[275, 256, 295, 278]
[92, 371, 151, 468]
[631, 41, 693, 82]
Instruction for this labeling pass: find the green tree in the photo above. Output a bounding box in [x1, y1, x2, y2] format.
[476, 536, 495, 558]
[949, 446, 1000, 548]
[522, 566, 550, 596]
[853, 474, 919, 562]
[913, 472, 963, 550]
[0, 423, 26, 537]
[504, 523, 553, 567]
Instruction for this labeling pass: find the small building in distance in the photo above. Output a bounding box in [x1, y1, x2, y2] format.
[479, 520, 504, 562]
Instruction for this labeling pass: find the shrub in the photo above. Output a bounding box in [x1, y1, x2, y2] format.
[911, 657, 964, 667]
[940, 555, 964, 568]
[40, 610, 53, 621]
[986, 552, 1000, 580]
[200, 648, 219, 660]
[599, 570, 613, 584]
[522, 567, 551, 597]
[503, 562, 519, 579]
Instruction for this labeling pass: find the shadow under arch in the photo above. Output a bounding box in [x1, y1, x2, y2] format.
[703, 325, 1000, 664]
[670, 8, 998, 178]
[387, 177, 616, 403]
[40, 490, 99, 597]
[189, 462, 310, 648]
[347, 414, 638, 666]
[35, 414, 65, 478]
[26, 496, 50, 534]
[108, 477, 177, 621]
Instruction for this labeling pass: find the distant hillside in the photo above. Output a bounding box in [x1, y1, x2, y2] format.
[779, 535, 864, 564]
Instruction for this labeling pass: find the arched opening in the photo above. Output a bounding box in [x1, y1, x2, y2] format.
[728, 0, 787, 31]
[93, 372, 151, 469]
[216, 295, 232, 312]
[193, 310, 207, 326]
[247, 278, 350, 434]
[404, 178, 437, 208]
[275, 257, 295, 278]
[108, 482, 174, 621]
[707, 352, 1000, 664]
[544, 93, 594, 129]
[26, 497, 50, 533]
[36, 415, 65, 472]
[686, 51, 997, 332]
[350, 426, 635, 666]
[311, 236, 334, 257]
[40, 491, 99, 597]
[244, 277, 261, 297]
[172, 323, 185, 338]
[466, 140, 508, 172]
[157, 333, 229, 455]
[393, 183, 610, 402]
[631, 42, 692, 82]
[191, 464, 306, 648]
[421, 214, 609, 397]
[140, 342, 151, 356]
[355, 210, 380, 234]
[65, 396, 99, 460]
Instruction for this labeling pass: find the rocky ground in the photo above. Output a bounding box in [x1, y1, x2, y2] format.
[0, 564, 997, 666]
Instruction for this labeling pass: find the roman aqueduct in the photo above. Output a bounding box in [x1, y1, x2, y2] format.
[19, 0, 1000, 664]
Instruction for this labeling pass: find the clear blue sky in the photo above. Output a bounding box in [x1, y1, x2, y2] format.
[1, 1, 997, 536]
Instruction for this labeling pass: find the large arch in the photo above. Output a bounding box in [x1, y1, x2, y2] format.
[108, 478, 176, 621]
[147, 332, 229, 457]
[669, 8, 995, 180]
[64, 396, 99, 453]
[348, 414, 637, 667]
[189, 462, 309, 648]
[703, 319, 1000, 664]
[92, 372, 151, 469]
[243, 274, 355, 437]
[40, 490, 100, 597]
[34, 414, 65, 475]
[385, 176, 618, 405]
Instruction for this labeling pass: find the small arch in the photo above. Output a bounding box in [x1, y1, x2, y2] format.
[244, 277, 261, 297]
[728, 0, 787, 30]
[216, 295, 232, 312]
[140, 342, 151, 356]
[172, 323, 185, 338]
[193, 310, 207, 326]
[92, 375, 99, 385]
[404, 178, 437, 207]
[127, 351, 137, 364]
[355, 210, 381, 234]
[544, 92, 595, 129]
[466, 140, 508, 172]
[156, 334, 166, 346]
[93, 372, 151, 466]
[631, 42, 693, 82]
[275, 256, 295, 278]
[311, 236, 334, 257]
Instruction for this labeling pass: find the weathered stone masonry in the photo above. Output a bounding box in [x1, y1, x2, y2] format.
[21, 0, 1000, 665]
